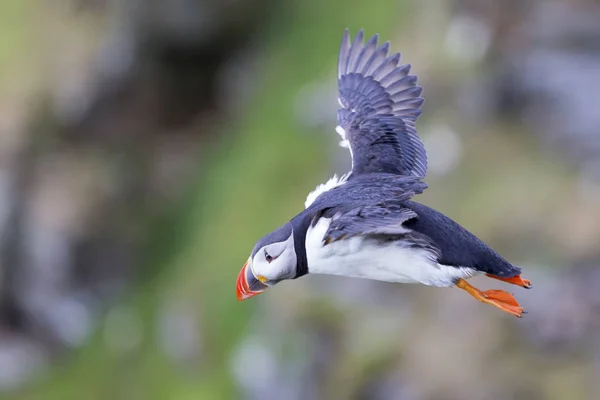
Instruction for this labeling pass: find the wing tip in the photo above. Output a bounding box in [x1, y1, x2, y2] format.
[342, 28, 350, 42]
[338, 29, 352, 77]
[354, 29, 365, 42]
[369, 32, 380, 45]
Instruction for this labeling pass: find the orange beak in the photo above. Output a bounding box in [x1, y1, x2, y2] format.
[236, 258, 268, 301]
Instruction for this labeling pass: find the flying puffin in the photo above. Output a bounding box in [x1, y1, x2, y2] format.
[236, 29, 531, 317]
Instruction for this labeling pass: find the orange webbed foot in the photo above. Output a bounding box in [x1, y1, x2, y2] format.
[480, 289, 524, 318]
[486, 274, 532, 289]
[456, 279, 525, 318]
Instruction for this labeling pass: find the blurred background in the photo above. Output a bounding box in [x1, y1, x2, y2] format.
[1, 0, 600, 399]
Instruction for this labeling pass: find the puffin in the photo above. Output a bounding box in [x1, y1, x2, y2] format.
[236, 29, 531, 317]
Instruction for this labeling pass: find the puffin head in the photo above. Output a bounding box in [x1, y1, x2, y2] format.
[236, 222, 298, 301]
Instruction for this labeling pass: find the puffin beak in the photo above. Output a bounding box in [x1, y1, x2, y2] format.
[236, 258, 268, 301]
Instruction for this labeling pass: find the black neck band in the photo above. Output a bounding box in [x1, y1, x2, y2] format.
[291, 211, 312, 278]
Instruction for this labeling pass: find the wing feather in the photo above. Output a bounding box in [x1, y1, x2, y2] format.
[306, 30, 429, 209]
[323, 203, 417, 244]
[336, 29, 428, 178]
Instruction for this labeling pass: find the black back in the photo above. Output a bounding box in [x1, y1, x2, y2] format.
[403, 201, 520, 277]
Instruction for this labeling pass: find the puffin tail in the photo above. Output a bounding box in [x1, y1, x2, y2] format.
[485, 273, 532, 289]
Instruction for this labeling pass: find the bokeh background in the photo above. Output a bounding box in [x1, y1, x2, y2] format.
[1, 0, 600, 399]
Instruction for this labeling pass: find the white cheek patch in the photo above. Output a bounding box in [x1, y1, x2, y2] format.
[252, 257, 277, 281]
[252, 236, 296, 281]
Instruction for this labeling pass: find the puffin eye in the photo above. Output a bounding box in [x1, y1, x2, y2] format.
[265, 249, 274, 263]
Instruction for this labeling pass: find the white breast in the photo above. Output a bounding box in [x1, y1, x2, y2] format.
[305, 217, 478, 287]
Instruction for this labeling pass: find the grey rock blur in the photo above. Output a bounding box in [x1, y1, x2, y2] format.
[0, 0, 271, 389]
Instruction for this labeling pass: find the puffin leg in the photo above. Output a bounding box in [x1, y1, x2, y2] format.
[455, 279, 524, 318]
[485, 274, 532, 289]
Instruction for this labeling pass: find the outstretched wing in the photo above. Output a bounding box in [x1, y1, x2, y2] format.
[336, 29, 427, 177]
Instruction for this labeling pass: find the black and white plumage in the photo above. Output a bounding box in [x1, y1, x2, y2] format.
[236, 29, 531, 318]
